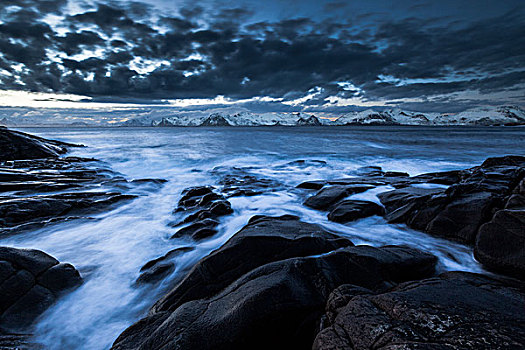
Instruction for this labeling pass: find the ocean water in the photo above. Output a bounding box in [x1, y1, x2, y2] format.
[3, 126, 525, 349]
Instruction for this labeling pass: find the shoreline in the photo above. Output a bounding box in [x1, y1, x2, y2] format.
[0, 127, 523, 349]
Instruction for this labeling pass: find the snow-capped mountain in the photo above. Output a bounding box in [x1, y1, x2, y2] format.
[147, 111, 325, 127]
[332, 106, 524, 126]
[296, 115, 323, 126]
[3, 105, 520, 127]
[432, 106, 525, 126]
[333, 109, 435, 125]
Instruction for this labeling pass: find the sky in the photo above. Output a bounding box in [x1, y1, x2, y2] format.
[0, 0, 524, 117]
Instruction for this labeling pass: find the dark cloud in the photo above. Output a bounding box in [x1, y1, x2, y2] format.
[0, 0, 523, 111]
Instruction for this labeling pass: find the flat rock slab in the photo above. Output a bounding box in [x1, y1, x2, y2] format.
[314, 271, 525, 350]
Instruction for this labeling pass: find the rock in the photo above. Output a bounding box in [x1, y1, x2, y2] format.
[314, 271, 525, 350]
[172, 186, 233, 238]
[171, 219, 219, 240]
[475, 208, 525, 279]
[378, 186, 445, 223]
[426, 191, 497, 242]
[36, 263, 83, 293]
[0, 127, 80, 161]
[0, 192, 137, 235]
[327, 200, 384, 223]
[378, 156, 525, 245]
[304, 185, 373, 210]
[353, 166, 384, 177]
[481, 155, 525, 167]
[0, 149, 161, 236]
[181, 200, 233, 224]
[0, 247, 82, 331]
[384, 171, 409, 177]
[213, 166, 283, 198]
[153, 215, 353, 313]
[136, 263, 174, 285]
[296, 180, 326, 190]
[112, 243, 436, 350]
[139, 247, 195, 272]
[411, 170, 464, 185]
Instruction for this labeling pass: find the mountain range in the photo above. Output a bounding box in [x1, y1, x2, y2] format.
[1, 105, 524, 127]
[133, 105, 525, 127]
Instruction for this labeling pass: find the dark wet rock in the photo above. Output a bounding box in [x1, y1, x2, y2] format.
[136, 247, 195, 286]
[379, 156, 525, 246]
[296, 180, 326, 190]
[140, 247, 195, 273]
[0, 145, 163, 237]
[384, 171, 409, 177]
[112, 243, 436, 350]
[304, 185, 373, 210]
[212, 166, 283, 198]
[0, 247, 82, 332]
[327, 200, 384, 223]
[411, 169, 464, 185]
[481, 155, 525, 167]
[136, 263, 175, 285]
[153, 215, 353, 314]
[353, 165, 384, 177]
[379, 187, 448, 228]
[475, 177, 525, 279]
[181, 200, 233, 224]
[314, 271, 525, 350]
[0, 127, 81, 161]
[169, 186, 234, 243]
[426, 191, 497, 242]
[176, 186, 217, 210]
[171, 219, 219, 240]
[0, 192, 137, 235]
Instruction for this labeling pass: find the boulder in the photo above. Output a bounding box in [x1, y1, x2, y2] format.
[379, 156, 525, 245]
[314, 272, 525, 350]
[169, 186, 234, 242]
[136, 247, 195, 285]
[171, 219, 219, 240]
[304, 185, 373, 210]
[0, 247, 82, 331]
[153, 215, 353, 313]
[475, 207, 525, 279]
[112, 242, 436, 350]
[296, 180, 326, 190]
[327, 200, 384, 223]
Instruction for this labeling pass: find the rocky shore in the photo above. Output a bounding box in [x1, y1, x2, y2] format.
[113, 153, 524, 349]
[0, 127, 165, 347]
[0, 126, 523, 349]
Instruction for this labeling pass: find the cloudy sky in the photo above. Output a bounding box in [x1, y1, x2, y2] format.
[0, 0, 524, 114]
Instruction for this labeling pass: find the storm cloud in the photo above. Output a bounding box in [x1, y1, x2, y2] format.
[0, 0, 524, 111]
